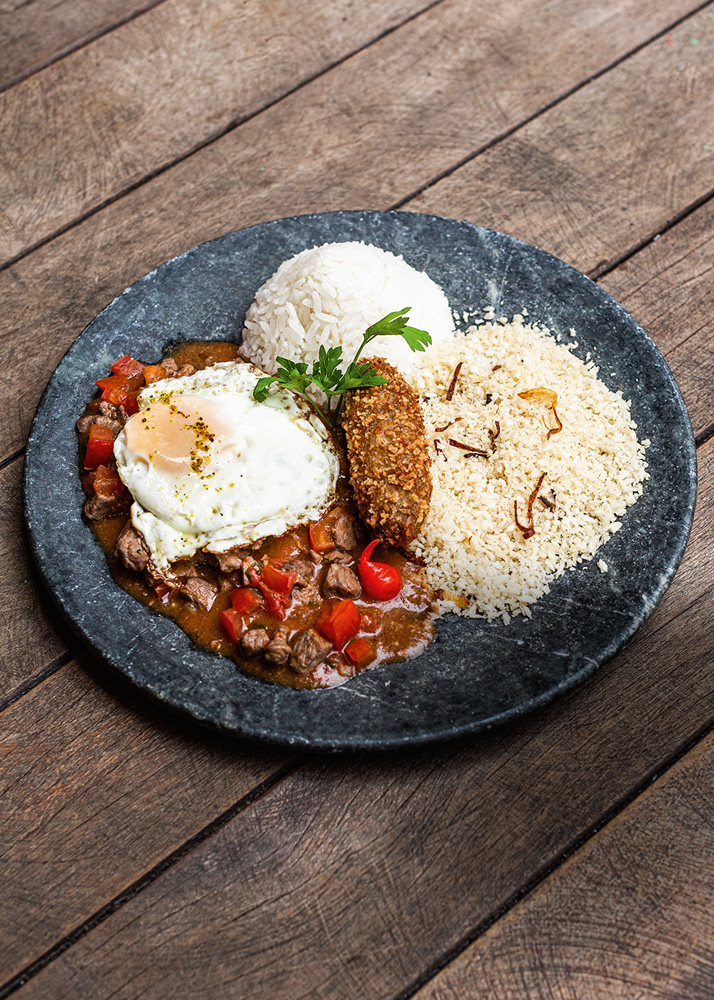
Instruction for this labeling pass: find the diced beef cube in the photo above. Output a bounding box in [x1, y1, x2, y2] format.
[170, 559, 197, 580]
[99, 400, 121, 421]
[160, 357, 179, 375]
[114, 521, 150, 570]
[176, 364, 196, 378]
[182, 576, 219, 610]
[332, 513, 355, 552]
[281, 556, 313, 588]
[76, 414, 94, 433]
[95, 415, 122, 435]
[289, 629, 332, 674]
[240, 628, 271, 656]
[323, 564, 361, 600]
[213, 548, 249, 574]
[263, 628, 291, 666]
[323, 549, 353, 565]
[76, 413, 123, 436]
[84, 493, 129, 521]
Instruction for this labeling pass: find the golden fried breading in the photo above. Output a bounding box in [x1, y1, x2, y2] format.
[342, 358, 431, 547]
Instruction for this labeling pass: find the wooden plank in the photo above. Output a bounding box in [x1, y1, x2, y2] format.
[0, 0, 435, 266]
[410, 12, 714, 278]
[413, 734, 714, 999]
[10, 437, 714, 999]
[0, 0, 163, 93]
[0, 0, 710, 462]
[600, 198, 714, 439]
[0, 457, 70, 697]
[601, 198, 714, 358]
[0, 660, 289, 983]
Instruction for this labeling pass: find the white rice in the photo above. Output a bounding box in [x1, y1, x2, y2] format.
[409, 316, 649, 622]
[241, 241, 455, 377]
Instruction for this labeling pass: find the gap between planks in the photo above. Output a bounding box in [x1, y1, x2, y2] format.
[0, 758, 302, 1000]
[0, 0, 169, 96]
[1, 432, 712, 998]
[389, 0, 714, 215]
[389, 614, 714, 1000]
[1, 0, 711, 279]
[0, 0, 448, 276]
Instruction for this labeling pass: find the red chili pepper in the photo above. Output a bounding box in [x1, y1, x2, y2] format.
[230, 587, 262, 616]
[315, 599, 361, 650]
[92, 464, 125, 497]
[358, 540, 401, 601]
[84, 423, 115, 469]
[111, 355, 144, 379]
[345, 637, 376, 669]
[220, 607, 243, 644]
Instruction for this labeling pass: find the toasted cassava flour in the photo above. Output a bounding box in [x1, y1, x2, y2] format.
[409, 315, 649, 621]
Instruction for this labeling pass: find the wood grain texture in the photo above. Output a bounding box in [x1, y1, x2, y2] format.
[0, 458, 71, 696]
[11, 440, 713, 1000]
[0, 659, 288, 983]
[410, 11, 714, 278]
[601, 198, 714, 439]
[0, 0, 434, 266]
[0, 0, 709, 463]
[414, 736, 714, 998]
[0, 0, 162, 92]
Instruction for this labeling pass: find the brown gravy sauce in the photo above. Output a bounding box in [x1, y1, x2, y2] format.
[82, 341, 436, 689]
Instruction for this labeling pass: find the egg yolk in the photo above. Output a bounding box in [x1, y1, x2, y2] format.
[123, 395, 232, 477]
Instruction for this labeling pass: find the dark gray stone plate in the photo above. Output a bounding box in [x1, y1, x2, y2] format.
[24, 211, 696, 750]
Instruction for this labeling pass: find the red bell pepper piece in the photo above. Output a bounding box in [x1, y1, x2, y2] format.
[84, 423, 115, 469]
[92, 464, 125, 497]
[119, 390, 140, 415]
[143, 364, 167, 385]
[230, 587, 263, 616]
[315, 599, 361, 650]
[220, 607, 243, 644]
[153, 581, 172, 605]
[345, 637, 376, 669]
[95, 375, 140, 414]
[111, 355, 144, 379]
[358, 540, 401, 601]
[95, 374, 125, 398]
[260, 587, 290, 621]
[309, 520, 334, 553]
[260, 562, 298, 593]
[248, 559, 298, 620]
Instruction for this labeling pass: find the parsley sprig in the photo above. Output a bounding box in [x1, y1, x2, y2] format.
[253, 307, 431, 427]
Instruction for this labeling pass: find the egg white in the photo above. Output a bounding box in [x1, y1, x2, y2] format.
[113, 361, 339, 577]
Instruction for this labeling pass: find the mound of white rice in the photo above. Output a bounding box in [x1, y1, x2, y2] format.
[409, 315, 649, 622]
[241, 241, 455, 377]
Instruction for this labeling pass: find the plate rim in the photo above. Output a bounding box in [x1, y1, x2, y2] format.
[23, 209, 698, 750]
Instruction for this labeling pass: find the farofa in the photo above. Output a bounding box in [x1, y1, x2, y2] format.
[409, 316, 649, 621]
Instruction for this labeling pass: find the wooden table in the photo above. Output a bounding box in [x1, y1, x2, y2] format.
[2, 1, 714, 996]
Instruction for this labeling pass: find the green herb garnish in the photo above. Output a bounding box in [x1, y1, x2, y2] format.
[252, 307, 431, 427]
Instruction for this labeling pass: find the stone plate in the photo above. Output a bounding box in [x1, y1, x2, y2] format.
[24, 211, 696, 751]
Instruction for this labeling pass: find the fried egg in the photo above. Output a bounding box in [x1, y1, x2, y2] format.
[114, 361, 339, 577]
